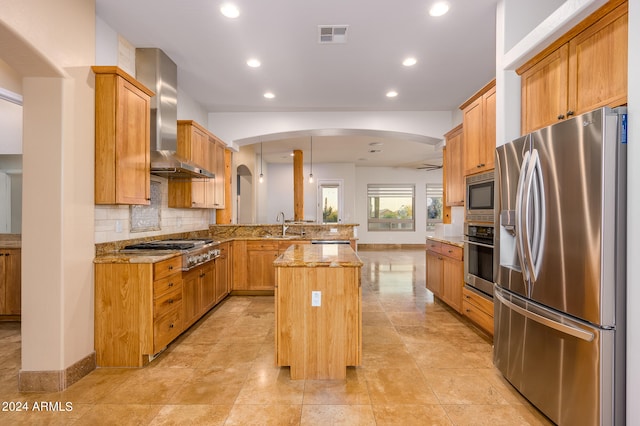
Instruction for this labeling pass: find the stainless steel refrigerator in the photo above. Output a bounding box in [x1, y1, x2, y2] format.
[494, 107, 626, 425]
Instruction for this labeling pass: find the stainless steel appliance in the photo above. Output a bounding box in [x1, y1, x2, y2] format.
[494, 107, 627, 425]
[465, 170, 494, 223]
[463, 223, 494, 297]
[122, 238, 220, 270]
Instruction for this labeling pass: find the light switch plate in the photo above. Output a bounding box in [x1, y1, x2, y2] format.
[311, 291, 321, 307]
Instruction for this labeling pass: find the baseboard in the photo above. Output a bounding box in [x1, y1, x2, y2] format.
[18, 351, 96, 392]
[230, 290, 275, 296]
[357, 243, 426, 250]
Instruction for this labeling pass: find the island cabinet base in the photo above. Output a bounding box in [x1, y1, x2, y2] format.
[275, 266, 362, 380]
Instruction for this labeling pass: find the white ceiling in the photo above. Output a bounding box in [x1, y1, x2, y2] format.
[96, 0, 499, 168]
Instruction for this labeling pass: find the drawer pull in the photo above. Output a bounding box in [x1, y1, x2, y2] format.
[167, 299, 174, 304]
[169, 323, 175, 329]
[168, 282, 174, 287]
[168, 266, 174, 270]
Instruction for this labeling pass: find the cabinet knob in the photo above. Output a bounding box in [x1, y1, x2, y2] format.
[168, 282, 174, 287]
[168, 299, 174, 304]
[169, 323, 175, 329]
[566, 110, 574, 117]
[557, 114, 565, 120]
[476, 163, 485, 168]
[146, 198, 151, 201]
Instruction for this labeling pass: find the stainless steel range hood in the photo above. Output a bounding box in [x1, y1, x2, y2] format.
[135, 48, 214, 179]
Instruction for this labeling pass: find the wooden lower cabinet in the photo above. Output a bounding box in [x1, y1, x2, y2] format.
[275, 265, 361, 380]
[95, 256, 183, 367]
[182, 260, 215, 329]
[214, 242, 230, 304]
[462, 287, 494, 336]
[231, 239, 310, 292]
[0, 248, 21, 316]
[95, 254, 226, 367]
[425, 240, 464, 314]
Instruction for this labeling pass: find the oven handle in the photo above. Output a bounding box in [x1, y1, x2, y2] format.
[463, 239, 494, 249]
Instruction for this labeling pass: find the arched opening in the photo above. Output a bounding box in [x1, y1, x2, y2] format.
[236, 164, 253, 224]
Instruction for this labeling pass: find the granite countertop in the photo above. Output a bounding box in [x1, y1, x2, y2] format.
[0, 241, 21, 249]
[94, 250, 181, 264]
[274, 243, 363, 268]
[427, 235, 465, 248]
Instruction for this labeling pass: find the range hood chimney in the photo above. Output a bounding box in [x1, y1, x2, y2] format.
[135, 48, 214, 179]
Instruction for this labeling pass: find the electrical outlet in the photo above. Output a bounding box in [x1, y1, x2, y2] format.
[330, 228, 338, 233]
[115, 220, 123, 233]
[311, 291, 321, 307]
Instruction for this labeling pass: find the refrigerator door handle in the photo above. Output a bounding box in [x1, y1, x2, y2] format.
[494, 290, 595, 342]
[515, 150, 531, 286]
[522, 149, 546, 284]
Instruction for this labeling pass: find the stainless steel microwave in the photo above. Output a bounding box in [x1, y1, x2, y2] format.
[465, 170, 494, 223]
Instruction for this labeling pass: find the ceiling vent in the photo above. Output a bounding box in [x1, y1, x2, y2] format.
[318, 25, 349, 44]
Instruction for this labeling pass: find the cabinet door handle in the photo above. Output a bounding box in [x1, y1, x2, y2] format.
[168, 282, 174, 287]
[168, 266, 174, 271]
[167, 299, 174, 304]
[476, 163, 485, 168]
[557, 114, 565, 120]
[169, 323, 175, 329]
[566, 110, 574, 117]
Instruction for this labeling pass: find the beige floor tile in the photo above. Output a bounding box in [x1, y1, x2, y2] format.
[372, 404, 454, 425]
[300, 404, 376, 425]
[386, 311, 427, 326]
[225, 404, 302, 425]
[303, 369, 370, 405]
[234, 366, 305, 405]
[73, 403, 162, 426]
[364, 367, 439, 405]
[362, 311, 393, 326]
[98, 367, 195, 404]
[148, 404, 232, 425]
[422, 368, 509, 405]
[170, 367, 248, 405]
[361, 343, 416, 369]
[443, 404, 554, 425]
[361, 325, 404, 346]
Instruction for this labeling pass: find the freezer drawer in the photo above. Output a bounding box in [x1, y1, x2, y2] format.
[493, 287, 618, 426]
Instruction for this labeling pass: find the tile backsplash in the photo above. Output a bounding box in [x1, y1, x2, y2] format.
[94, 177, 213, 243]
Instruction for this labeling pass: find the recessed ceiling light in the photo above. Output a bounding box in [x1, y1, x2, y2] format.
[369, 149, 382, 153]
[369, 142, 384, 147]
[386, 91, 398, 98]
[403, 57, 417, 67]
[429, 2, 450, 17]
[247, 58, 261, 68]
[263, 92, 275, 99]
[220, 3, 240, 18]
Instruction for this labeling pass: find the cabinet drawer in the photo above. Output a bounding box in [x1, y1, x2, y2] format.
[153, 275, 182, 298]
[463, 300, 494, 336]
[441, 243, 463, 261]
[462, 287, 494, 317]
[154, 287, 183, 318]
[426, 240, 442, 254]
[153, 256, 182, 280]
[153, 306, 182, 353]
[246, 240, 279, 251]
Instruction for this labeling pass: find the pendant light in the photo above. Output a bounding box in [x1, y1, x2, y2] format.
[308, 136, 314, 183]
[259, 142, 264, 183]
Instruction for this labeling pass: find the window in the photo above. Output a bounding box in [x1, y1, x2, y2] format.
[318, 180, 343, 223]
[426, 184, 444, 225]
[367, 184, 415, 231]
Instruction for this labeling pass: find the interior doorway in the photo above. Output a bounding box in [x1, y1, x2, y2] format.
[236, 164, 253, 223]
[317, 179, 343, 223]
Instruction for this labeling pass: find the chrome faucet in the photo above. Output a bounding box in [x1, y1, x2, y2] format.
[276, 211, 288, 236]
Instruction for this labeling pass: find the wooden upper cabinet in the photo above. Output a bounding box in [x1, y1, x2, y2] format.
[520, 45, 569, 134]
[169, 120, 221, 209]
[93, 66, 154, 205]
[443, 124, 464, 207]
[213, 140, 226, 209]
[519, 0, 627, 134]
[460, 80, 496, 176]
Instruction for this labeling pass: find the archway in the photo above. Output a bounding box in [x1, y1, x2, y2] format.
[236, 164, 253, 224]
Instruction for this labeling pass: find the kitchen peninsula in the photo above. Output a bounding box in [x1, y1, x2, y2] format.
[274, 243, 363, 380]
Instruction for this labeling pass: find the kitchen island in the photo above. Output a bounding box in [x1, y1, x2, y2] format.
[274, 243, 363, 380]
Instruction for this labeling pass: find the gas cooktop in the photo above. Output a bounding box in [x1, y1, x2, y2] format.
[123, 238, 215, 251]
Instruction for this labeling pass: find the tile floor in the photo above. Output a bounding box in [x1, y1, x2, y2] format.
[0, 249, 553, 425]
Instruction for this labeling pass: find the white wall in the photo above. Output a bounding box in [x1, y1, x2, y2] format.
[0, 99, 22, 154]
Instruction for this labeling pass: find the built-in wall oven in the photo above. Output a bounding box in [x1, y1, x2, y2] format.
[463, 223, 494, 297]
